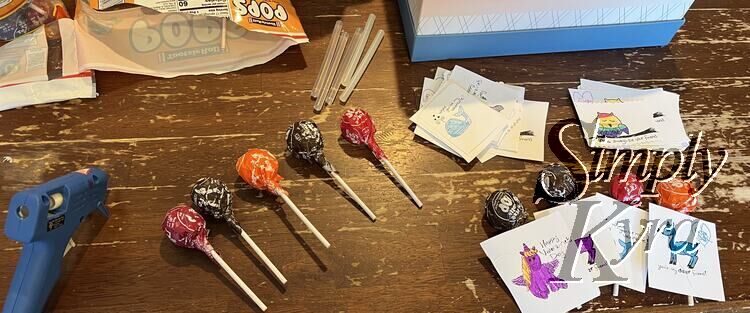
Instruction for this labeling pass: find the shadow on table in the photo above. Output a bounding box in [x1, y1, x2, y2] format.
[159, 236, 265, 313]
[44, 213, 109, 312]
[282, 152, 374, 222]
[206, 219, 287, 293]
[232, 176, 329, 272]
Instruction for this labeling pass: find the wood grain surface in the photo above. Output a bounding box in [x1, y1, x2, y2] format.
[1, 0, 749, 312]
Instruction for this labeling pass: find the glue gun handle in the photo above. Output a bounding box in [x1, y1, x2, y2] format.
[3, 240, 63, 313]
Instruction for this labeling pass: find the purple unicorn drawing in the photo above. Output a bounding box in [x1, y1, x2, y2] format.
[574, 234, 597, 265]
[512, 244, 568, 299]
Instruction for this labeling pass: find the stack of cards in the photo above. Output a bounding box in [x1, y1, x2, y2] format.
[481, 194, 725, 313]
[569, 79, 690, 151]
[412, 66, 549, 163]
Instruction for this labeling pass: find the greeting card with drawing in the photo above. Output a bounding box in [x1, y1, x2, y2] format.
[648, 203, 725, 302]
[481, 211, 600, 313]
[590, 194, 648, 293]
[416, 77, 459, 156]
[478, 100, 549, 162]
[534, 194, 632, 287]
[410, 82, 508, 162]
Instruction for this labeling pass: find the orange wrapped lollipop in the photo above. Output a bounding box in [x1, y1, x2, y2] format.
[236, 149, 330, 248]
[656, 178, 699, 214]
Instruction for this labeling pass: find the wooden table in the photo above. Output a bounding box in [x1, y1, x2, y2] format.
[1, 0, 748, 312]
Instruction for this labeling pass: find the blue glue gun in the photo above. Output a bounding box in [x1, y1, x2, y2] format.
[2, 168, 109, 313]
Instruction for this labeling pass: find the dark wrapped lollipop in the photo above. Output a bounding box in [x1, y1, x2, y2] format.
[533, 163, 578, 204]
[484, 190, 528, 232]
[285, 120, 376, 220]
[190, 177, 287, 284]
[285, 120, 334, 171]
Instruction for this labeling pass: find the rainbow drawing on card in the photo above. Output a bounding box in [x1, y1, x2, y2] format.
[512, 244, 568, 299]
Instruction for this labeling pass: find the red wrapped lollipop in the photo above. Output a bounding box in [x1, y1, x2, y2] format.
[236, 148, 330, 248]
[340, 108, 423, 208]
[162, 204, 267, 311]
[656, 178, 699, 214]
[610, 172, 644, 207]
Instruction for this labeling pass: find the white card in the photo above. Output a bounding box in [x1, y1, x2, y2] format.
[410, 83, 508, 162]
[648, 203, 725, 302]
[416, 77, 460, 156]
[590, 194, 648, 293]
[533, 194, 630, 287]
[481, 211, 600, 313]
[478, 100, 548, 162]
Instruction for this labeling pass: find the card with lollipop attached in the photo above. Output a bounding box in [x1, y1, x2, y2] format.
[481, 211, 599, 313]
[648, 203, 725, 302]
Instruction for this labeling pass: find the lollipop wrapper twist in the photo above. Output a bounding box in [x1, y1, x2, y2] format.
[610, 172, 644, 207]
[656, 178, 698, 214]
[340, 108, 386, 159]
[162, 204, 215, 259]
[236, 149, 287, 196]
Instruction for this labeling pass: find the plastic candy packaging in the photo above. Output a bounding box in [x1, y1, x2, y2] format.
[74, 1, 296, 77]
[0, 0, 68, 42]
[656, 178, 698, 214]
[534, 163, 578, 204]
[89, 0, 308, 43]
[484, 190, 528, 232]
[610, 172, 644, 207]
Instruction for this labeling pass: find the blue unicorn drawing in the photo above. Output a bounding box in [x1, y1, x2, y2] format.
[660, 220, 705, 269]
[617, 239, 633, 260]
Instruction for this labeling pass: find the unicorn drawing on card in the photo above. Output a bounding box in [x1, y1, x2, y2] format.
[574, 234, 597, 265]
[660, 220, 711, 269]
[512, 244, 568, 299]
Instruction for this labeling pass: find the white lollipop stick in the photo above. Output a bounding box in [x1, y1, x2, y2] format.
[311, 20, 343, 99]
[342, 14, 375, 87]
[220, 18, 227, 50]
[339, 29, 384, 103]
[238, 229, 288, 285]
[208, 249, 268, 311]
[380, 158, 422, 208]
[314, 31, 349, 112]
[326, 28, 361, 105]
[688, 296, 695, 306]
[325, 169, 376, 221]
[612, 284, 620, 296]
[277, 192, 331, 248]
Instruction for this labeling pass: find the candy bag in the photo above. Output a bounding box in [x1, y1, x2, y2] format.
[0, 0, 68, 41]
[75, 0, 297, 77]
[88, 0, 307, 43]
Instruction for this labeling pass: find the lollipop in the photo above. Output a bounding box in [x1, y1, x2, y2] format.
[162, 204, 267, 311]
[484, 190, 528, 232]
[236, 148, 331, 248]
[191, 177, 287, 284]
[610, 172, 644, 207]
[286, 120, 376, 221]
[656, 178, 698, 214]
[340, 108, 423, 208]
[533, 163, 578, 204]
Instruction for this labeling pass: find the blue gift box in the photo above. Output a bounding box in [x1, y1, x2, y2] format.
[398, 0, 686, 62]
